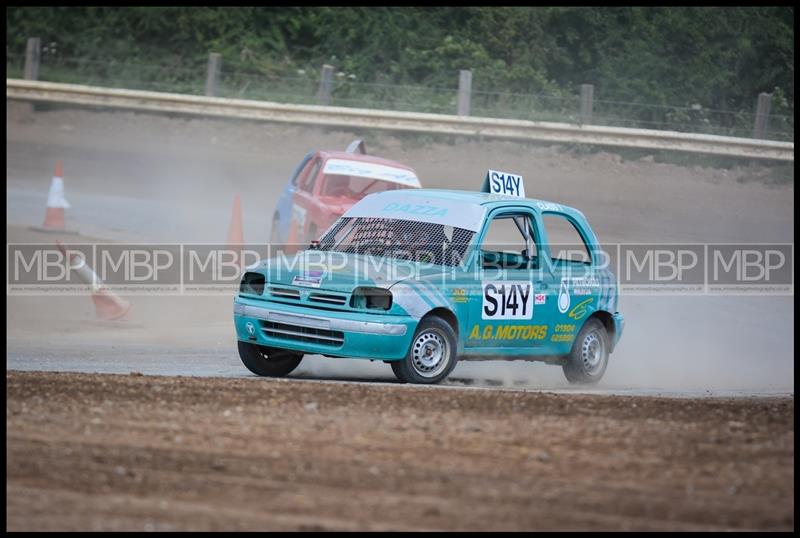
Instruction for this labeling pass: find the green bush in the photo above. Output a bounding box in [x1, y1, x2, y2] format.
[6, 7, 793, 139]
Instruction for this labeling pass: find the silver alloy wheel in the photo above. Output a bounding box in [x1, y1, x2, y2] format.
[411, 329, 449, 378]
[581, 329, 605, 375]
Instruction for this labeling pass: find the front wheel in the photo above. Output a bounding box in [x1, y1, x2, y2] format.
[238, 341, 303, 377]
[562, 318, 609, 384]
[391, 317, 458, 384]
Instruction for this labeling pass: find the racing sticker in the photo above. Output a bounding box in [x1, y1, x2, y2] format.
[292, 273, 322, 288]
[322, 159, 421, 187]
[536, 201, 563, 212]
[481, 281, 533, 320]
[482, 170, 525, 197]
[557, 278, 570, 313]
[451, 288, 468, 304]
[570, 275, 600, 296]
[469, 324, 547, 341]
[567, 297, 593, 320]
[534, 292, 546, 305]
[346, 193, 487, 232]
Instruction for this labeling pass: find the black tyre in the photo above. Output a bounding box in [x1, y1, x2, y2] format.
[562, 318, 609, 384]
[391, 316, 458, 384]
[238, 341, 303, 377]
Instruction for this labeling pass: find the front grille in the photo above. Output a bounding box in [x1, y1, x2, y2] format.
[309, 292, 347, 305]
[261, 321, 344, 347]
[269, 286, 300, 300]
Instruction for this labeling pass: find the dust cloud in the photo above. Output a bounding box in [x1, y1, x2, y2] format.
[6, 106, 794, 392]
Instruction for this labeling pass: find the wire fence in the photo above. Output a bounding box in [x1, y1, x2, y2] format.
[6, 52, 794, 142]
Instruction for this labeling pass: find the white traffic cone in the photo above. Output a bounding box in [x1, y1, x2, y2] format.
[56, 241, 131, 321]
[32, 160, 76, 233]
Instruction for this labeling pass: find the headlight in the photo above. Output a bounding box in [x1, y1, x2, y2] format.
[350, 287, 392, 311]
[240, 272, 265, 295]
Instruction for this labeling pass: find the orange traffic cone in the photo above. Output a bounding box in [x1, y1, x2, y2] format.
[32, 160, 75, 233]
[56, 241, 131, 321]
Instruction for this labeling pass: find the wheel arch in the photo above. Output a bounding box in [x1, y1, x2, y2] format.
[421, 307, 459, 338]
[585, 310, 616, 352]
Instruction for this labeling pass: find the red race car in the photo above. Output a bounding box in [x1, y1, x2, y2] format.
[271, 140, 421, 248]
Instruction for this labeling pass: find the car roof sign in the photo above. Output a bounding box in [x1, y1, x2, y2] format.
[481, 170, 525, 198]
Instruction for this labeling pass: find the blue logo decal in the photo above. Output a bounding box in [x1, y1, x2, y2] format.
[382, 202, 448, 217]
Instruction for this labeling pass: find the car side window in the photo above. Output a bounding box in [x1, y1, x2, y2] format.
[541, 213, 592, 265]
[298, 158, 322, 193]
[290, 153, 314, 186]
[480, 213, 538, 270]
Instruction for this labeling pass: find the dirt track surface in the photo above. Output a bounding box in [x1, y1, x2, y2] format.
[6, 106, 795, 392]
[6, 371, 794, 531]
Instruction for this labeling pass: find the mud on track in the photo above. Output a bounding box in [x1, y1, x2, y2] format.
[6, 371, 794, 531]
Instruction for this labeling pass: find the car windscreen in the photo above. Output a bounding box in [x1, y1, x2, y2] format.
[321, 174, 407, 198]
[316, 217, 475, 267]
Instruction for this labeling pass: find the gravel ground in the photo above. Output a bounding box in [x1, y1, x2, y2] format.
[6, 371, 794, 531]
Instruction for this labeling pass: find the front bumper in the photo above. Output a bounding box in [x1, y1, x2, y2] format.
[233, 296, 416, 360]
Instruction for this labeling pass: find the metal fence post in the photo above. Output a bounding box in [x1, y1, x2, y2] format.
[318, 64, 334, 106]
[24, 37, 41, 80]
[205, 53, 222, 97]
[753, 92, 772, 139]
[580, 84, 594, 125]
[457, 69, 472, 116]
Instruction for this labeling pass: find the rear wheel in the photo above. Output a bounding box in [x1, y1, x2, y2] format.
[562, 318, 609, 384]
[391, 317, 458, 384]
[238, 341, 303, 377]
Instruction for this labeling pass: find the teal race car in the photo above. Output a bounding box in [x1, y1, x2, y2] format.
[234, 170, 624, 385]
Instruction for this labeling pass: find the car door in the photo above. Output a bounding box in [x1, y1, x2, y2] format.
[465, 207, 548, 350]
[534, 210, 600, 352]
[274, 151, 314, 242]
